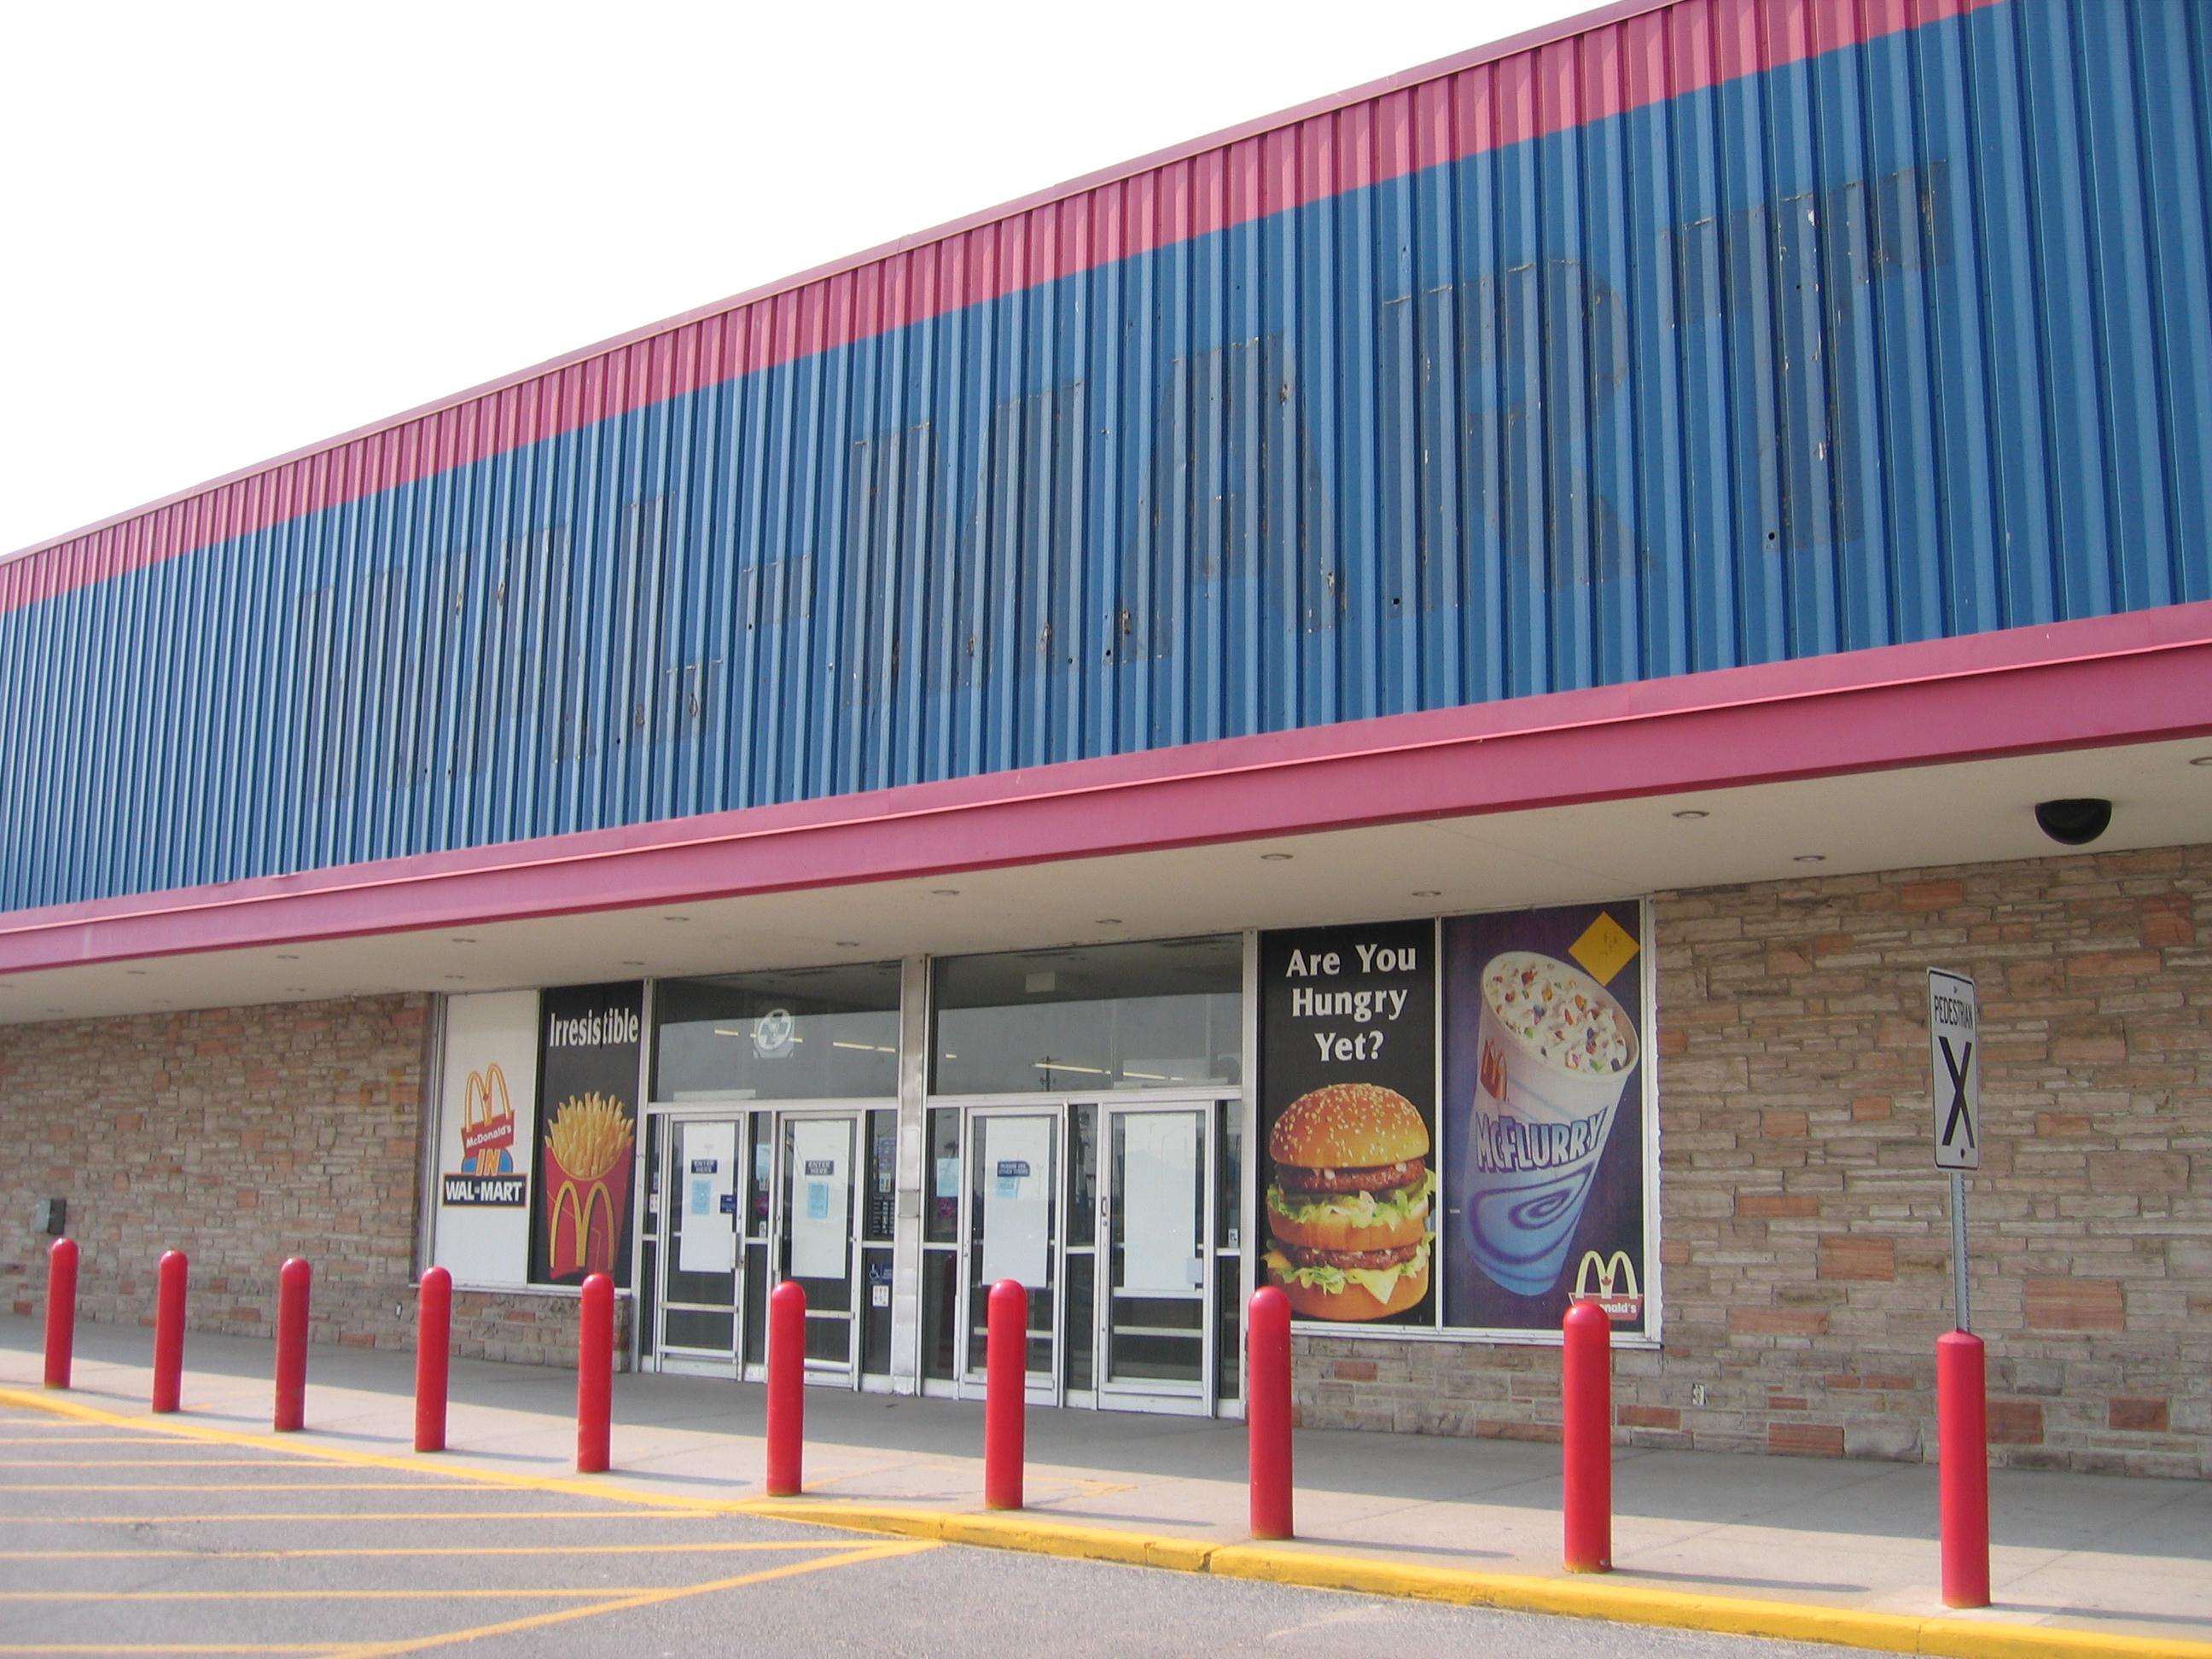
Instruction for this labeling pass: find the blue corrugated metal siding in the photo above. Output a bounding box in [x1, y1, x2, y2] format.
[3, 0, 2209, 911]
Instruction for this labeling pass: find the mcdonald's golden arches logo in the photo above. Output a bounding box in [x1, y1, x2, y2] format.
[1571, 1249, 1643, 1321]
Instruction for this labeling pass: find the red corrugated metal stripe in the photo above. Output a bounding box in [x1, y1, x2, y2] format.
[0, 0, 2004, 614]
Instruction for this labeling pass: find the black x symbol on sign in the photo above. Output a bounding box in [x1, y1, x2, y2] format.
[1939, 1036, 1976, 1150]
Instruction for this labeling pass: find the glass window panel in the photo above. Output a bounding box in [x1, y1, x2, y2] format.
[782, 1117, 853, 1309]
[747, 1112, 772, 1237]
[925, 1108, 961, 1243]
[742, 1245, 768, 1366]
[864, 1109, 898, 1242]
[1067, 1104, 1097, 1249]
[663, 1308, 734, 1351]
[861, 1247, 894, 1373]
[932, 936, 1242, 1094]
[1216, 1268, 1242, 1400]
[1217, 1100, 1242, 1253]
[1063, 1251, 1095, 1392]
[922, 1249, 959, 1380]
[655, 963, 901, 1102]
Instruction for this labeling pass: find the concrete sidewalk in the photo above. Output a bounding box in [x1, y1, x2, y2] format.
[4, 1315, 2207, 1650]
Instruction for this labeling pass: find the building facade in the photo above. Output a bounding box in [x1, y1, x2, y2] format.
[3, 0, 2209, 1476]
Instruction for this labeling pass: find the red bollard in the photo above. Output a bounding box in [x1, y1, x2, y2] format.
[983, 1278, 1027, 1511]
[576, 1272, 614, 1474]
[764, 1280, 807, 1496]
[1248, 1284, 1294, 1540]
[273, 1257, 311, 1431]
[1562, 1299, 1613, 1573]
[43, 1237, 78, 1391]
[1938, 1330, 1990, 1609]
[152, 1250, 188, 1413]
[415, 1266, 451, 1453]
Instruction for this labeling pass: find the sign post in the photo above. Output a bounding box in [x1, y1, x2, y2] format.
[1928, 969, 1979, 1331]
[1928, 967, 1989, 1609]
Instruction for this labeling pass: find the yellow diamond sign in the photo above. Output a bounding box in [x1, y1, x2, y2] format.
[1569, 911, 1639, 987]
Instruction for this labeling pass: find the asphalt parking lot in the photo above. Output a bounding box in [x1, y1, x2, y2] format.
[0, 1400, 1849, 1658]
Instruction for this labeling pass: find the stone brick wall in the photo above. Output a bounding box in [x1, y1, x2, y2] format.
[0, 996, 432, 1351]
[451, 1288, 633, 1370]
[1295, 842, 2211, 1478]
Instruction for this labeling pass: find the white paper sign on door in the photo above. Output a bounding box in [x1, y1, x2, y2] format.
[677, 1121, 737, 1276]
[788, 1119, 851, 1281]
[977, 1115, 1053, 1289]
[1120, 1111, 1202, 1294]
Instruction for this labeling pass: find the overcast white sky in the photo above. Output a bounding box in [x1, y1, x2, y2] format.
[2, 0, 1595, 558]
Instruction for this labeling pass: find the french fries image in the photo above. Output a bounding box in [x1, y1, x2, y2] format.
[541, 1092, 636, 1278]
[546, 1093, 632, 1181]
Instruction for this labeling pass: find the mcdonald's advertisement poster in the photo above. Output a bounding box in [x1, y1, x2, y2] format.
[529, 982, 643, 1289]
[1257, 920, 1438, 1328]
[1442, 902, 1650, 1335]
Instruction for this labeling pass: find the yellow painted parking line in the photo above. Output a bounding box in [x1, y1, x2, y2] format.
[3, 1483, 553, 1493]
[0, 1390, 742, 1515]
[0, 1590, 677, 1602]
[0, 1542, 861, 1561]
[0, 1590, 678, 1602]
[0, 1648, 341, 1656]
[323, 1540, 937, 1659]
[0, 1460, 308, 1467]
[0, 1511, 723, 1524]
[3, 1481, 556, 1492]
[0, 1438, 185, 1445]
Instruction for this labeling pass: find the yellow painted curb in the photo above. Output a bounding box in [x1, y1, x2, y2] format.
[6, 1387, 2206, 1659]
[732, 1501, 2212, 1659]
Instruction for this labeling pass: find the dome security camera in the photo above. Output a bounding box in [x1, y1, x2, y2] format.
[2034, 798, 2112, 846]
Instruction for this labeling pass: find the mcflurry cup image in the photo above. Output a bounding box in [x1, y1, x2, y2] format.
[1464, 952, 1639, 1297]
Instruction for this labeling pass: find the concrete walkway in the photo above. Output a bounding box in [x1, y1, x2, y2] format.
[3, 1315, 2206, 1648]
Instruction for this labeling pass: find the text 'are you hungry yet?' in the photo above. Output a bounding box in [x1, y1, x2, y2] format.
[1283, 941, 1419, 1062]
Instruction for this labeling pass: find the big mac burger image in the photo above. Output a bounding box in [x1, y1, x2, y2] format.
[1263, 1081, 1435, 1319]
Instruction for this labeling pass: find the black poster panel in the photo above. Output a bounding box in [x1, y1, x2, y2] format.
[529, 982, 644, 1289]
[1441, 903, 1649, 1334]
[1258, 921, 1436, 1327]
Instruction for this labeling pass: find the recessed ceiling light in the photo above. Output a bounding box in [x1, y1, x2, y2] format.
[2192, 756, 2212, 767]
[931, 888, 960, 896]
[276, 954, 300, 961]
[1094, 917, 1123, 926]
[451, 937, 476, 944]
[1412, 889, 1441, 898]
[621, 960, 646, 967]
[444, 975, 466, 981]
[663, 915, 690, 923]
[1793, 854, 1827, 864]
[835, 940, 861, 948]
[1260, 853, 1293, 862]
[125, 969, 146, 976]
[286, 987, 307, 993]
[47, 1008, 63, 1014]
[1673, 810, 1709, 820]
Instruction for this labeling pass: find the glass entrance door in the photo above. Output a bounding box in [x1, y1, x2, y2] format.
[779, 1114, 860, 1383]
[1098, 1103, 1212, 1412]
[959, 1110, 1059, 1404]
[656, 1118, 742, 1371]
